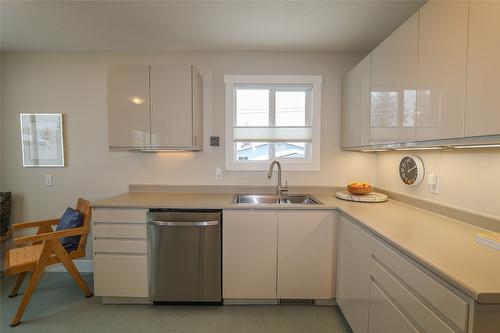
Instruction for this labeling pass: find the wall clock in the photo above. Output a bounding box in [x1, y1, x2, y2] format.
[399, 155, 424, 186]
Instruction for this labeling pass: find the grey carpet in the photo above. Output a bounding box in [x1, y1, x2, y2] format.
[1, 272, 351, 332]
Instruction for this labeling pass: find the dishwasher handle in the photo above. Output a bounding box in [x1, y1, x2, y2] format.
[149, 220, 219, 227]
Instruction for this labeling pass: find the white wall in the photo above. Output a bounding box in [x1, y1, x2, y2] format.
[1, 51, 375, 226]
[376, 150, 500, 219]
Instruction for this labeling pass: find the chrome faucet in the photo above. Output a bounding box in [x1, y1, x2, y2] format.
[267, 160, 288, 196]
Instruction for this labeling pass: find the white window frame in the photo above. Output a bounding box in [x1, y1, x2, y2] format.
[224, 75, 322, 171]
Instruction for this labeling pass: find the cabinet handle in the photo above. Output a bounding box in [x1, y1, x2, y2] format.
[149, 220, 219, 227]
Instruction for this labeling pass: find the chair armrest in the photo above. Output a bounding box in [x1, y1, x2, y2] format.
[11, 219, 60, 230]
[14, 226, 89, 245]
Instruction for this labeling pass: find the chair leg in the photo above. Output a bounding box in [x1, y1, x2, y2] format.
[9, 272, 28, 298]
[49, 240, 93, 297]
[10, 244, 51, 327]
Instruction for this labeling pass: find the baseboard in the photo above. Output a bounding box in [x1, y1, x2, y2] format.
[45, 259, 93, 273]
[223, 299, 279, 305]
[102, 296, 152, 304]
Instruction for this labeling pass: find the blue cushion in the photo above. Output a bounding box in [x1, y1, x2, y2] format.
[57, 207, 83, 252]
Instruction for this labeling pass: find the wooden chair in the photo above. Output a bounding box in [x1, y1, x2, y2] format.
[4, 198, 94, 327]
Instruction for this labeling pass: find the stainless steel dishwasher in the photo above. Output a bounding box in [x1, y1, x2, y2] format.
[147, 209, 222, 304]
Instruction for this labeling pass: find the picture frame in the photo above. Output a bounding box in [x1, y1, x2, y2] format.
[20, 114, 65, 167]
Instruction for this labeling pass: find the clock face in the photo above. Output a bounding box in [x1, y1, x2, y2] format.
[399, 155, 424, 186]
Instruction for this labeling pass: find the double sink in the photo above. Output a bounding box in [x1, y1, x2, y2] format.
[232, 194, 322, 205]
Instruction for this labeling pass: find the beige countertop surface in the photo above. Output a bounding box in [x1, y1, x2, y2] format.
[93, 191, 500, 304]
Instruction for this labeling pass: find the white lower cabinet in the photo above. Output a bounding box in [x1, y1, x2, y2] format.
[337, 216, 371, 333]
[92, 209, 149, 300]
[368, 281, 418, 333]
[94, 254, 148, 297]
[337, 216, 470, 333]
[222, 210, 278, 299]
[277, 210, 335, 299]
[223, 210, 336, 300]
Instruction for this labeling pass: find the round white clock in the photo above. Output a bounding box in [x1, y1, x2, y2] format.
[399, 155, 424, 186]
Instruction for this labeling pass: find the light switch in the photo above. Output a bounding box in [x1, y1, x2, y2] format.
[215, 167, 223, 180]
[45, 174, 53, 186]
[428, 173, 439, 194]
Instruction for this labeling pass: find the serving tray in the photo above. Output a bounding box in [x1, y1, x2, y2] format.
[335, 191, 388, 203]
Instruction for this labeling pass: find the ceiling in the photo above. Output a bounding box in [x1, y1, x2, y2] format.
[0, 0, 425, 52]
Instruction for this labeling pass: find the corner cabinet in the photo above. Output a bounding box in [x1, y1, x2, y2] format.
[107, 65, 203, 151]
[222, 210, 336, 301]
[337, 216, 480, 333]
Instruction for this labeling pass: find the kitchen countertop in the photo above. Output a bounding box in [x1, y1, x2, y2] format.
[93, 191, 500, 304]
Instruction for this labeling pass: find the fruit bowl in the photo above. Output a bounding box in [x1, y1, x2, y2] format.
[347, 182, 372, 195]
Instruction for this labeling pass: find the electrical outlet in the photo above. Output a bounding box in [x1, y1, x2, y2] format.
[215, 167, 223, 180]
[45, 174, 53, 186]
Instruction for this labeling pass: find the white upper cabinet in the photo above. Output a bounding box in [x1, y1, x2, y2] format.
[341, 54, 371, 148]
[107, 65, 203, 151]
[416, 0, 469, 141]
[107, 65, 151, 149]
[465, 1, 500, 137]
[370, 12, 419, 144]
[150, 65, 203, 149]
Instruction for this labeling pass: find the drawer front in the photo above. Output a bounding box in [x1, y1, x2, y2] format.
[93, 223, 147, 239]
[369, 281, 419, 333]
[371, 238, 468, 331]
[94, 239, 147, 254]
[93, 254, 148, 297]
[93, 209, 147, 223]
[371, 259, 455, 333]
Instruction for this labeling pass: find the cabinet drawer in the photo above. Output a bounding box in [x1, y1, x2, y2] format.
[93, 223, 147, 239]
[371, 259, 455, 333]
[371, 238, 468, 331]
[93, 254, 148, 297]
[94, 239, 147, 254]
[369, 281, 419, 333]
[92, 209, 147, 223]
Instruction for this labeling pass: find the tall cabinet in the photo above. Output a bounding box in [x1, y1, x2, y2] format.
[107, 65, 203, 151]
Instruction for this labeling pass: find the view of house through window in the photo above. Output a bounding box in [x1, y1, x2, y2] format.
[234, 86, 310, 161]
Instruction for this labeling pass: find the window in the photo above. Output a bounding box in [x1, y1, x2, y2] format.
[225, 75, 322, 171]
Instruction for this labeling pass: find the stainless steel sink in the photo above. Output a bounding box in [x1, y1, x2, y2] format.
[232, 194, 322, 205]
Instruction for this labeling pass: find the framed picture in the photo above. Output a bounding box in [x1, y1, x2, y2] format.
[20, 114, 65, 167]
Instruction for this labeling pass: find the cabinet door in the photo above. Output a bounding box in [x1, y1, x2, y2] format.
[107, 65, 150, 149]
[465, 1, 500, 136]
[222, 210, 278, 299]
[94, 254, 149, 297]
[368, 281, 419, 333]
[337, 216, 371, 333]
[150, 65, 193, 148]
[277, 211, 335, 299]
[370, 12, 418, 144]
[341, 54, 371, 148]
[416, 0, 468, 140]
